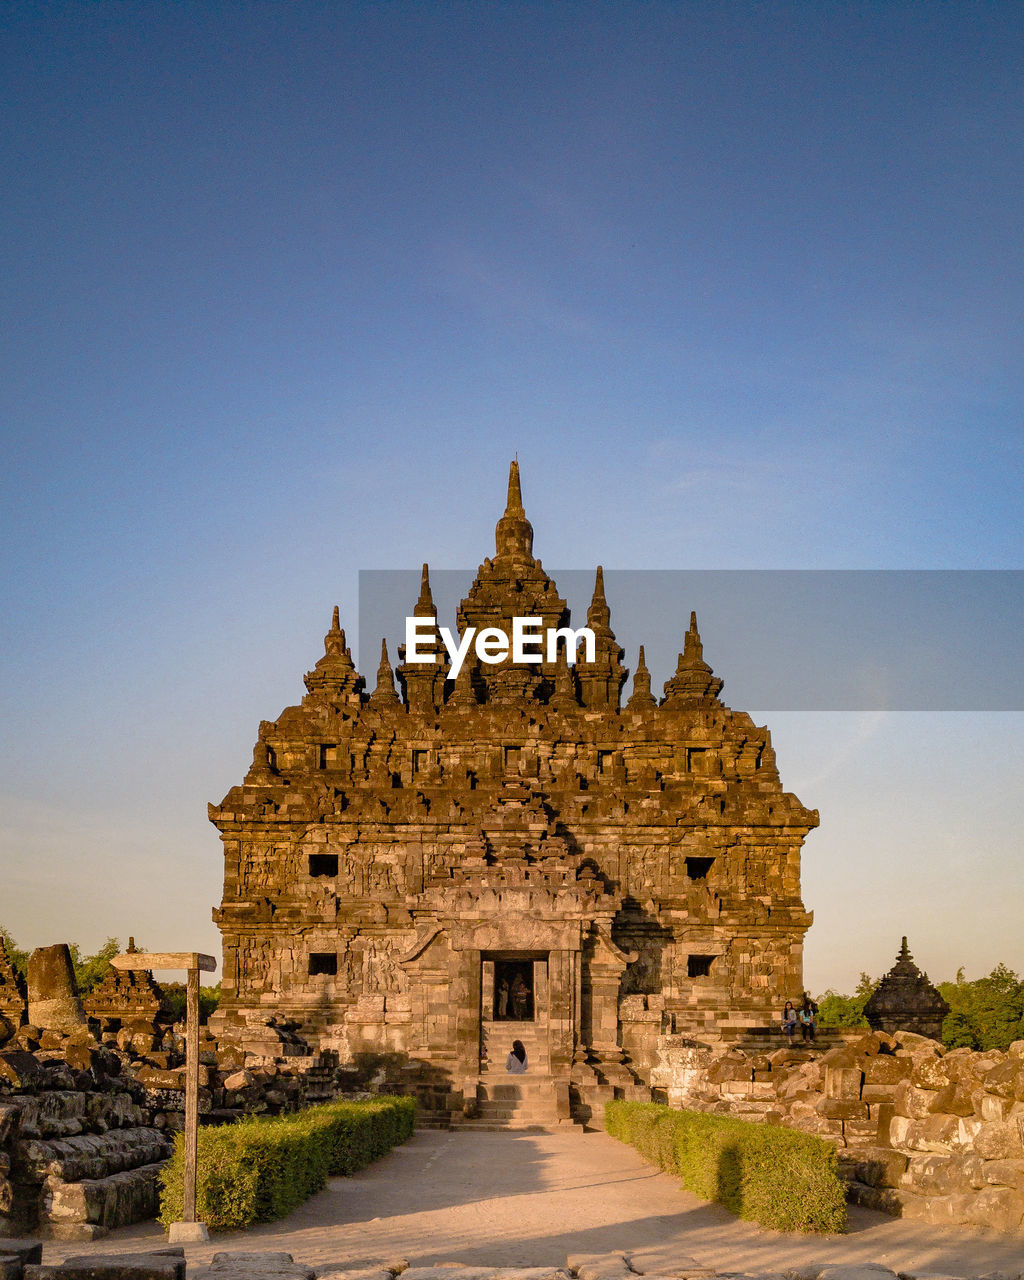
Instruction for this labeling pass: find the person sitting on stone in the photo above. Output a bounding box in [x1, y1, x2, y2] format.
[799, 995, 817, 1042]
[506, 1039, 528, 1073]
[782, 999, 798, 1041]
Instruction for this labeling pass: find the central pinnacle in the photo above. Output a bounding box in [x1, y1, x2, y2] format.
[495, 459, 534, 562]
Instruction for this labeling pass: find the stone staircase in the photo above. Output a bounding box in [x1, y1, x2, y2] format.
[456, 1022, 575, 1130]
[479, 1022, 549, 1075]
[12, 1126, 173, 1240]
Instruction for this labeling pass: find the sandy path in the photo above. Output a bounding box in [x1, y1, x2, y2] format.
[41, 1129, 1024, 1277]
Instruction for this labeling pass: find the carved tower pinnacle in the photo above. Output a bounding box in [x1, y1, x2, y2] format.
[662, 611, 724, 706]
[576, 566, 628, 710]
[303, 607, 364, 705]
[398, 564, 447, 714]
[494, 459, 535, 566]
[626, 645, 657, 712]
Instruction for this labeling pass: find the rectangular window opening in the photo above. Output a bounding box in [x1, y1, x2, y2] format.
[598, 750, 614, 773]
[686, 747, 708, 772]
[309, 953, 338, 976]
[308, 854, 339, 877]
[685, 856, 715, 880]
[687, 954, 714, 979]
[318, 744, 340, 770]
[504, 746, 522, 771]
[412, 749, 428, 775]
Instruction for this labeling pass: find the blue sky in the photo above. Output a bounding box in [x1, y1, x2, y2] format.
[1, 2, 1021, 992]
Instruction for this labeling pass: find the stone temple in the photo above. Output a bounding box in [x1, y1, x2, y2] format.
[210, 462, 818, 1122]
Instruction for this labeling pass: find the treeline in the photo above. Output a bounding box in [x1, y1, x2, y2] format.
[815, 964, 1024, 1052]
[0, 926, 220, 1021]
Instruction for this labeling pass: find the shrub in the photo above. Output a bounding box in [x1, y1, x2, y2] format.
[606, 1099, 846, 1234]
[159, 1095, 415, 1230]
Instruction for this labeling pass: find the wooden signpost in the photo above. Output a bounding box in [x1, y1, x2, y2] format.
[111, 949, 216, 1242]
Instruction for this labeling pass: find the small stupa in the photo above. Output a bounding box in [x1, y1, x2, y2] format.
[863, 936, 950, 1040]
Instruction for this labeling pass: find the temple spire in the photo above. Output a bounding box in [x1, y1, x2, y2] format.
[414, 563, 436, 617]
[549, 639, 579, 711]
[303, 606, 365, 704]
[369, 638, 401, 708]
[577, 564, 627, 710]
[506, 457, 524, 515]
[662, 611, 724, 706]
[626, 645, 657, 711]
[586, 565, 611, 629]
[398, 567, 447, 713]
[494, 459, 534, 563]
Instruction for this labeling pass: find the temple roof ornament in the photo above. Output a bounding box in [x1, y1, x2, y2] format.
[494, 458, 535, 565]
[303, 607, 364, 703]
[626, 645, 658, 711]
[369, 638, 401, 708]
[662, 611, 724, 706]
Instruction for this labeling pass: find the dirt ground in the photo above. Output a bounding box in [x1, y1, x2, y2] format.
[41, 1128, 1024, 1276]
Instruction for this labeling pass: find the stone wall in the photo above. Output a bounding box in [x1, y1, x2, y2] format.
[0, 1016, 357, 1241]
[648, 1028, 1024, 1234]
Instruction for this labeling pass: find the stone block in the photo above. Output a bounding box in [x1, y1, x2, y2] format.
[819, 1099, 868, 1121]
[892, 1082, 939, 1120]
[567, 1254, 633, 1280]
[814, 1266, 899, 1280]
[901, 1154, 974, 1197]
[926, 1083, 974, 1116]
[825, 1066, 864, 1100]
[26, 948, 87, 1034]
[0, 1242, 43, 1267]
[0, 1103, 21, 1143]
[981, 1059, 1024, 1102]
[979, 1093, 1014, 1122]
[983, 1157, 1024, 1191]
[849, 1146, 909, 1187]
[188, 1252, 314, 1279]
[975, 1118, 1024, 1160]
[844, 1180, 906, 1216]
[963, 1185, 1024, 1233]
[0, 1053, 43, 1088]
[26, 1253, 185, 1280]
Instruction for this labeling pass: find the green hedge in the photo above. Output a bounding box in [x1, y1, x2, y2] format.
[606, 1099, 846, 1234]
[159, 1095, 416, 1231]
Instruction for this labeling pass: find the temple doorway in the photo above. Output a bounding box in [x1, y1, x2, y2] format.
[493, 958, 534, 1021]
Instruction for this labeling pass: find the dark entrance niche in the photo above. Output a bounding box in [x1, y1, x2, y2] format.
[687, 954, 715, 978]
[309, 853, 339, 877]
[685, 856, 715, 880]
[493, 958, 535, 1021]
[309, 953, 337, 976]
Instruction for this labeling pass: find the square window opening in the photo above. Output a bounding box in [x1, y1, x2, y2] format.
[309, 953, 338, 976]
[685, 856, 715, 880]
[687, 954, 714, 978]
[308, 854, 339, 877]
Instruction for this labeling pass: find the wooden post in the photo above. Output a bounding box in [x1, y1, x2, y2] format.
[112, 950, 216, 1243]
[183, 964, 200, 1224]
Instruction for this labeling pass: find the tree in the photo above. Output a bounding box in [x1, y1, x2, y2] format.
[816, 972, 877, 1030]
[0, 925, 29, 977]
[938, 964, 1024, 1051]
[159, 981, 221, 1024]
[70, 937, 123, 996]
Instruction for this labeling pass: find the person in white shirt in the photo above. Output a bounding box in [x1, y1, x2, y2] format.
[506, 1039, 528, 1073]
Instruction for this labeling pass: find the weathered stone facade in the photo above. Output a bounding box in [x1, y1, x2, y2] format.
[209, 463, 818, 1119]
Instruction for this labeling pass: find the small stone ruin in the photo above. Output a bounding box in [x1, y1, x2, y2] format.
[864, 937, 950, 1041]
